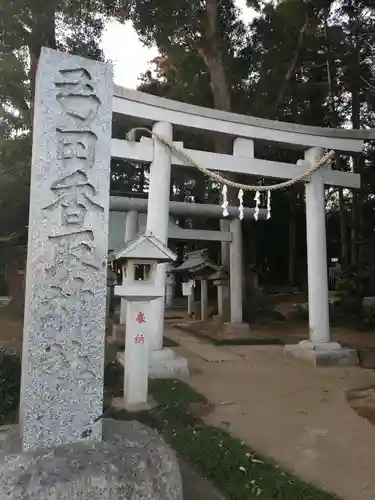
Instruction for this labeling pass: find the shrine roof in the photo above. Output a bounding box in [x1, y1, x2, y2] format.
[172, 249, 221, 274]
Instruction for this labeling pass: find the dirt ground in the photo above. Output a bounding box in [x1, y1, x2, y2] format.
[3, 292, 375, 354]
[4, 295, 375, 434]
[168, 326, 375, 500]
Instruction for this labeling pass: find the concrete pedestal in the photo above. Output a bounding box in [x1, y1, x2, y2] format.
[117, 348, 189, 380]
[124, 301, 150, 408]
[112, 396, 157, 413]
[222, 322, 250, 339]
[149, 348, 189, 379]
[0, 420, 182, 500]
[285, 340, 358, 366]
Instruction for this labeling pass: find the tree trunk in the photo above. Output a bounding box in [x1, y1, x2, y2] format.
[322, 6, 349, 271]
[197, 0, 233, 166]
[346, 2, 364, 298]
[29, 1, 56, 105]
[198, 0, 231, 112]
[288, 189, 297, 285]
[348, 11, 362, 271]
[338, 188, 349, 268]
[335, 154, 349, 268]
[274, 13, 310, 115]
[198, 52, 231, 112]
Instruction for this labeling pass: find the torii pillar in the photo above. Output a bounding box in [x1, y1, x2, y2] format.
[285, 147, 358, 365]
[145, 122, 189, 378]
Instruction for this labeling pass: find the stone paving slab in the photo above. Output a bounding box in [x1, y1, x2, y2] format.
[167, 328, 204, 344]
[182, 341, 243, 362]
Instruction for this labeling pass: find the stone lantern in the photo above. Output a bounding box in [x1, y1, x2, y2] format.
[112, 232, 177, 410]
[208, 268, 229, 322]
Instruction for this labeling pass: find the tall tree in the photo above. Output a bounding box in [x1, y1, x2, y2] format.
[132, 0, 375, 290]
[0, 0, 121, 239]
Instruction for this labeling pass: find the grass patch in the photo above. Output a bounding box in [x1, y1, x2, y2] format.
[105, 377, 337, 500]
[163, 336, 179, 347]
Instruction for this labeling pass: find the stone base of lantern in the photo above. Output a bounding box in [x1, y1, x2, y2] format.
[285, 340, 358, 366]
[0, 419, 182, 500]
[112, 395, 158, 412]
[221, 322, 250, 339]
[149, 348, 189, 379]
[117, 347, 189, 379]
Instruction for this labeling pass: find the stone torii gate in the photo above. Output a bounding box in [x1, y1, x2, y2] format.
[111, 87, 374, 367]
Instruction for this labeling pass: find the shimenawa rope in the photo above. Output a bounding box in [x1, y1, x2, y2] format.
[126, 127, 334, 220]
[126, 127, 334, 192]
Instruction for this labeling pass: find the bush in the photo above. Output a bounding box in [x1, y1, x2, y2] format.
[292, 303, 309, 321]
[104, 359, 123, 399]
[243, 289, 286, 322]
[0, 349, 21, 423]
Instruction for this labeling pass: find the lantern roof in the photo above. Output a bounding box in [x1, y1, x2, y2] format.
[112, 232, 177, 263]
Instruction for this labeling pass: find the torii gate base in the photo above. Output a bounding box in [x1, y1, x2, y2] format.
[285, 340, 358, 366]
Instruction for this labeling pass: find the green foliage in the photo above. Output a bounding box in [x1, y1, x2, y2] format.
[129, 0, 375, 288]
[335, 276, 357, 298]
[0, 136, 31, 238]
[0, 349, 21, 423]
[361, 305, 375, 330]
[0, 0, 121, 239]
[243, 289, 286, 322]
[1, 0, 375, 290]
[104, 359, 123, 400]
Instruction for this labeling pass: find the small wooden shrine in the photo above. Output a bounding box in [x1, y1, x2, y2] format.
[172, 249, 224, 321]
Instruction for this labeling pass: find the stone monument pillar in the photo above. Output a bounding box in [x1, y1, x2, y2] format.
[0, 48, 182, 500]
[19, 48, 113, 449]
